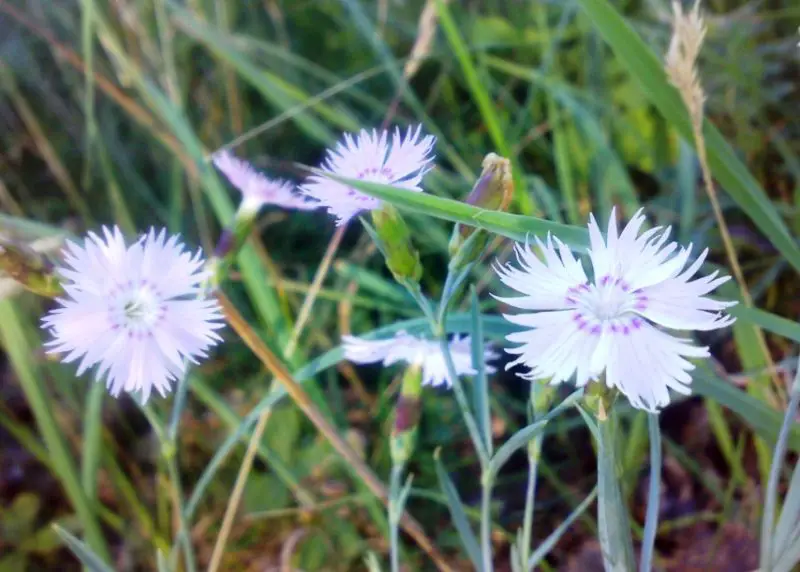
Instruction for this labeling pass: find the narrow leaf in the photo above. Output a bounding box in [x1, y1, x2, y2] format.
[528, 488, 598, 570]
[53, 525, 115, 572]
[433, 449, 482, 569]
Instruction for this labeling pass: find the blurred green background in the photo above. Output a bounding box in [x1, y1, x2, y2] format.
[0, 0, 798, 570]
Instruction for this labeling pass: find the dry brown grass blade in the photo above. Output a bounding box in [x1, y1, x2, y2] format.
[664, 0, 781, 403]
[217, 292, 454, 571]
[0, 0, 194, 176]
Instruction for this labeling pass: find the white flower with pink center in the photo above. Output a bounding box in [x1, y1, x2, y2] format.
[41, 227, 224, 402]
[495, 209, 736, 411]
[343, 331, 497, 388]
[301, 125, 436, 224]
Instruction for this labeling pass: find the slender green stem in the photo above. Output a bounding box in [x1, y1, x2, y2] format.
[519, 433, 542, 570]
[165, 453, 196, 572]
[389, 463, 405, 572]
[167, 365, 190, 443]
[519, 384, 550, 570]
[480, 471, 495, 572]
[438, 336, 489, 466]
[761, 362, 800, 568]
[143, 404, 193, 572]
[81, 381, 105, 503]
[400, 277, 487, 464]
[596, 404, 635, 572]
[640, 413, 662, 572]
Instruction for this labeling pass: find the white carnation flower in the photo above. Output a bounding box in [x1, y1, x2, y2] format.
[42, 227, 224, 402]
[495, 209, 736, 411]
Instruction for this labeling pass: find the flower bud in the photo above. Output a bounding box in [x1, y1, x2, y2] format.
[390, 365, 423, 466]
[0, 238, 62, 297]
[448, 153, 513, 264]
[371, 204, 423, 284]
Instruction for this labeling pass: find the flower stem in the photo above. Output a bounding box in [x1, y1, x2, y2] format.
[438, 336, 489, 466]
[596, 403, 635, 572]
[389, 463, 405, 572]
[518, 383, 552, 570]
[480, 471, 495, 572]
[640, 413, 662, 572]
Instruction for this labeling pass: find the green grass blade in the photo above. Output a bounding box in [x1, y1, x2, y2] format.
[763, 364, 800, 566]
[489, 389, 582, 477]
[574, 0, 800, 273]
[527, 487, 597, 570]
[0, 301, 110, 563]
[693, 365, 800, 451]
[53, 525, 115, 572]
[433, 449, 482, 569]
[320, 175, 589, 247]
[728, 304, 800, 344]
[81, 382, 105, 505]
[434, 0, 533, 214]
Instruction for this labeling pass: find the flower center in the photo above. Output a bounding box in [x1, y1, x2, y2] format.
[108, 280, 166, 338]
[348, 166, 395, 202]
[565, 275, 648, 335]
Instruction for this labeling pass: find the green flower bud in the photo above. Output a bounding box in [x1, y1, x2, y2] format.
[371, 204, 423, 284]
[448, 153, 513, 264]
[0, 238, 62, 298]
[390, 365, 423, 465]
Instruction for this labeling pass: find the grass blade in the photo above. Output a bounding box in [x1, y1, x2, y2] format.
[0, 301, 110, 563]
[53, 525, 115, 572]
[574, 0, 800, 273]
[434, 0, 532, 214]
[433, 449, 482, 569]
[528, 487, 598, 570]
[317, 175, 589, 247]
[81, 382, 105, 505]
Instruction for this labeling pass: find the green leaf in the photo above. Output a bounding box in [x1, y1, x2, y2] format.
[2, 493, 39, 543]
[527, 487, 598, 570]
[19, 523, 62, 554]
[489, 389, 583, 476]
[0, 553, 27, 572]
[574, 0, 800, 273]
[693, 366, 800, 451]
[433, 449, 481, 569]
[53, 525, 115, 572]
[317, 175, 589, 248]
[489, 420, 549, 477]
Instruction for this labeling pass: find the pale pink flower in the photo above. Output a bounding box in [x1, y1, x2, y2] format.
[213, 151, 317, 213]
[42, 227, 224, 402]
[301, 125, 436, 224]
